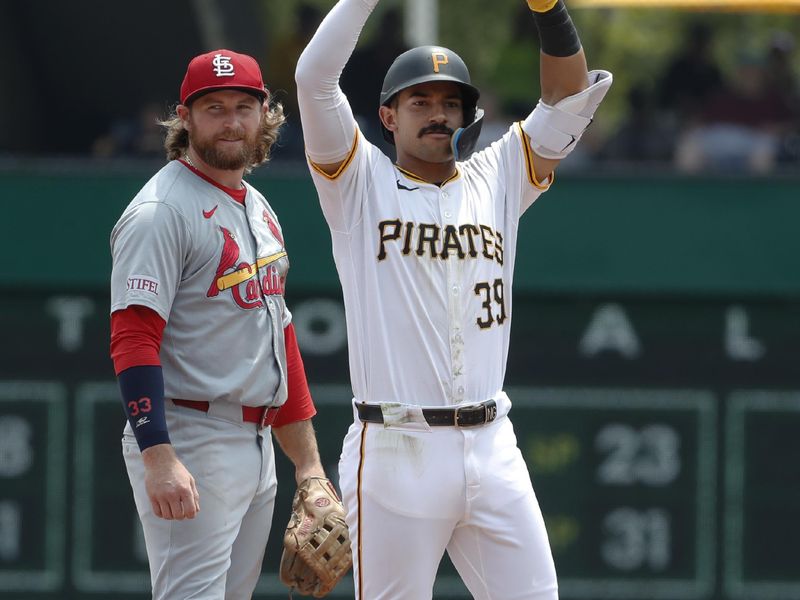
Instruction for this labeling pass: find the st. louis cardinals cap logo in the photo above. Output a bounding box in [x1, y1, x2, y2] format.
[212, 53, 235, 77]
[180, 49, 268, 104]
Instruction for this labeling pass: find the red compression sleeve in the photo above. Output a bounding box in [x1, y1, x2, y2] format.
[273, 323, 317, 427]
[110, 306, 166, 375]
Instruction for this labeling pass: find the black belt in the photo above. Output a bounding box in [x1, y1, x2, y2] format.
[356, 399, 498, 427]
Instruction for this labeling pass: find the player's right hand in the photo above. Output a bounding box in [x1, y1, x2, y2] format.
[141, 443, 201, 520]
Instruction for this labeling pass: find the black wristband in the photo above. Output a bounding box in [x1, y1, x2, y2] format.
[532, 0, 582, 58]
[118, 365, 170, 452]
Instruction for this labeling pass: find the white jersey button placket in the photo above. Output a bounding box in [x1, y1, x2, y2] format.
[441, 186, 464, 404]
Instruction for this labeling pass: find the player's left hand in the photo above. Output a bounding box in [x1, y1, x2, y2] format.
[279, 477, 352, 597]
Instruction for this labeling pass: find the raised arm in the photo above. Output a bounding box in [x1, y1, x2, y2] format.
[524, 0, 612, 179]
[295, 0, 380, 175]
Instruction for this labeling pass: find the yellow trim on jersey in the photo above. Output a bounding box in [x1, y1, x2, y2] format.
[517, 122, 553, 190]
[215, 251, 288, 291]
[395, 165, 461, 186]
[395, 165, 429, 183]
[356, 422, 368, 600]
[441, 169, 461, 186]
[308, 130, 360, 181]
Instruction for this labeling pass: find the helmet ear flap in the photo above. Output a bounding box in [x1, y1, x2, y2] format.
[451, 108, 484, 160]
[463, 103, 476, 130]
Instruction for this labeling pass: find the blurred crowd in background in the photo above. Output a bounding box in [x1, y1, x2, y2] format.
[596, 23, 799, 174]
[89, 3, 800, 175]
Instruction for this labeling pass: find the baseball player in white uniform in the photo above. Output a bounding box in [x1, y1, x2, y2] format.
[109, 49, 330, 599]
[295, 1, 612, 598]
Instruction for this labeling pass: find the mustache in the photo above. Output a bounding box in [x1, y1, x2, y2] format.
[217, 130, 246, 141]
[418, 124, 454, 138]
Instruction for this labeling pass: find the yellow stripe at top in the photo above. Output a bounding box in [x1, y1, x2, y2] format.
[570, 0, 800, 12]
[395, 165, 461, 186]
[309, 131, 360, 181]
[516, 123, 552, 191]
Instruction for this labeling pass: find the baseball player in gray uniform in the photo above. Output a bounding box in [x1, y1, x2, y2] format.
[295, 1, 612, 598]
[110, 49, 329, 599]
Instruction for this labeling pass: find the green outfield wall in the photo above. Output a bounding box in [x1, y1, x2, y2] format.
[1, 167, 798, 296]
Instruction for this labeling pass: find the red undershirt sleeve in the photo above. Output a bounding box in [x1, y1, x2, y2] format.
[111, 306, 314, 426]
[110, 305, 166, 375]
[273, 322, 317, 427]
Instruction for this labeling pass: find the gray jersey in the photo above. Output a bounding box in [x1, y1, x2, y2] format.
[110, 160, 290, 407]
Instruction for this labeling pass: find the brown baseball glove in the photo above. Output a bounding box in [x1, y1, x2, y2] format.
[279, 477, 352, 597]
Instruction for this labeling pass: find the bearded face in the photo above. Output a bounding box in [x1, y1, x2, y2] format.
[183, 90, 264, 171]
[188, 116, 260, 171]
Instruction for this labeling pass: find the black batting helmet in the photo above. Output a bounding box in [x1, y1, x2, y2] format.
[379, 46, 481, 145]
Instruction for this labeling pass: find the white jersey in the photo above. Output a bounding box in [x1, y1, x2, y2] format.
[309, 124, 549, 407]
[110, 160, 291, 407]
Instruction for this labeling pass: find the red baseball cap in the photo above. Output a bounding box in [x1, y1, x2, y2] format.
[180, 49, 268, 105]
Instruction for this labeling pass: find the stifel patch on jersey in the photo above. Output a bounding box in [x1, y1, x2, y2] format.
[126, 275, 160, 296]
